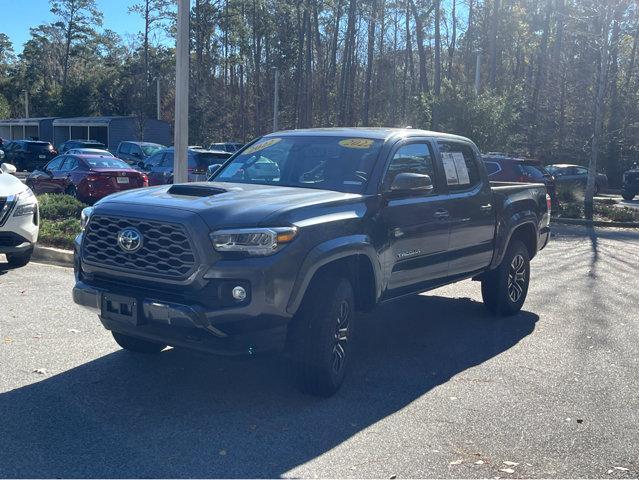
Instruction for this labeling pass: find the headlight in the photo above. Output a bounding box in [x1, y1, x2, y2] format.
[210, 227, 298, 256]
[12, 188, 37, 217]
[80, 206, 94, 231]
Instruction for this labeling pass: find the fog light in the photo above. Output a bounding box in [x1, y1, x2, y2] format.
[232, 286, 247, 301]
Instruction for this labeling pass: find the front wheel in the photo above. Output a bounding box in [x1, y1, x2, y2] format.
[112, 332, 167, 354]
[481, 240, 530, 316]
[290, 274, 355, 397]
[622, 192, 635, 201]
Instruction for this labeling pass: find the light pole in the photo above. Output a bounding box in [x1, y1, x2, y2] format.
[272, 67, 279, 132]
[173, 0, 189, 184]
[156, 78, 161, 121]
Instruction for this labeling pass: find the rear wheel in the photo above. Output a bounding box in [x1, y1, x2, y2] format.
[112, 332, 167, 354]
[6, 248, 33, 268]
[65, 185, 77, 198]
[481, 240, 530, 316]
[290, 274, 355, 397]
[622, 192, 635, 201]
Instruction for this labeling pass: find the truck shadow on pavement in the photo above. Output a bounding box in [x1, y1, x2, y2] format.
[0, 294, 538, 478]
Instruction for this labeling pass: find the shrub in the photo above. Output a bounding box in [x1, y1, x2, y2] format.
[559, 202, 583, 219]
[595, 205, 638, 223]
[39, 218, 81, 249]
[38, 194, 86, 221]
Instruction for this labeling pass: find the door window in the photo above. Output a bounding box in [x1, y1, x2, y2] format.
[438, 141, 481, 191]
[119, 143, 131, 154]
[161, 151, 174, 167]
[384, 142, 437, 193]
[145, 152, 164, 168]
[46, 157, 65, 171]
[61, 156, 78, 171]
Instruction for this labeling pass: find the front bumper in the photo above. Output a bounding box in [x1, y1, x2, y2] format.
[0, 204, 39, 254]
[73, 280, 290, 355]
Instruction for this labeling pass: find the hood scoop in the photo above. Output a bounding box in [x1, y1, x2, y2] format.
[167, 184, 228, 197]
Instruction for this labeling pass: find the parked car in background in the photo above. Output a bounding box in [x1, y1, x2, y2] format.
[483, 154, 558, 207]
[0, 162, 39, 267]
[59, 140, 107, 154]
[3, 140, 57, 172]
[142, 147, 232, 185]
[67, 148, 114, 157]
[26, 154, 148, 204]
[546, 164, 608, 195]
[622, 163, 639, 201]
[115, 141, 164, 166]
[209, 142, 244, 153]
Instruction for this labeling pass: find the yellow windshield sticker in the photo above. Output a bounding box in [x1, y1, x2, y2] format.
[338, 138, 375, 149]
[244, 138, 282, 154]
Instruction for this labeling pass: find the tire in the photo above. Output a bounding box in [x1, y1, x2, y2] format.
[481, 240, 530, 316]
[622, 192, 635, 201]
[6, 248, 33, 268]
[112, 332, 167, 354]
[65, 185, 77, 199]
[291, 274, 355, 397]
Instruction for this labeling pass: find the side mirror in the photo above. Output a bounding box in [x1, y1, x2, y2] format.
[0, 163, 16, 175]
[207, 164, 222, 177]
[137, 161, 146, 169]
[388, 172, 434, 195]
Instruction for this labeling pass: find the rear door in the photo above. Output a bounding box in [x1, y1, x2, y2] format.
[380, 139, 451, 297]
[437, 139, 496, 276]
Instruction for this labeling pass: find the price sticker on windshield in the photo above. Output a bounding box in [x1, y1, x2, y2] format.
[338, 138, 375, 149]
[243, 138, 281, 154]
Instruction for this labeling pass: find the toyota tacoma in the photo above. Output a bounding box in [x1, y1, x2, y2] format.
[72, 128, 550, 396]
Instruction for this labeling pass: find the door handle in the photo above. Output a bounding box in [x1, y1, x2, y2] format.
[480, 204, 493, 212]
[433, 209, 450, 220]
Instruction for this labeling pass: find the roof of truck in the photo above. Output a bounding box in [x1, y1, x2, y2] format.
[266, 127, 472, 143]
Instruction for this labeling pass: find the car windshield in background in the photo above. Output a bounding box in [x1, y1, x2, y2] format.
[26, 143, 53, 153]
[214, 136, 383, 193]
[84, 157, 130, 169]
[141, 145, 163, 156]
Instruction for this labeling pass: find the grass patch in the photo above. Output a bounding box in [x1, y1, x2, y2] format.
[37, 194, 86, 250]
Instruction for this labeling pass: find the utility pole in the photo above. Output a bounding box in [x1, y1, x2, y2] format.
[23, 90, 29, 118]
[272, 67, 279, 132]
[474, 52, 481, 94]
[156, 78, 161, 120]
[173, 0, 189, 184]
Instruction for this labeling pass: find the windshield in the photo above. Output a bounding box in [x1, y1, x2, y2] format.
[84, 157, 130, 169]
[141, 145, 163, 156]
[214, 136, 383, 193]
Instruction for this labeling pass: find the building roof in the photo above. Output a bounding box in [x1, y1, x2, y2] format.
[0, 117, 57, 126]
[52, 116, 138, 126]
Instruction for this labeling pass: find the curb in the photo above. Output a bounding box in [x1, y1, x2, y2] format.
[552, 217, 639, 229]
[32, 245, 74, 268]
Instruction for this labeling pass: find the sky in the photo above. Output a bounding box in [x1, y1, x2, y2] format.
[0, 0, 150, 53]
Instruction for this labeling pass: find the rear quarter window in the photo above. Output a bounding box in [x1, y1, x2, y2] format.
[484, 161, 501, 176]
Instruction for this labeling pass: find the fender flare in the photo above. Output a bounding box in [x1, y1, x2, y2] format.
[491, 212, 539, 269]
[286, 234, 382, 315]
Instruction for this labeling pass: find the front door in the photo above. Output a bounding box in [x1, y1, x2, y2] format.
[380, 140, 451, 298]
[437, 140, 496, 276]
[36, 156, 66, 193]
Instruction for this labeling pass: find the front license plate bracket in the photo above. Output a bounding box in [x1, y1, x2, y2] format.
[101, 294, 140, 325]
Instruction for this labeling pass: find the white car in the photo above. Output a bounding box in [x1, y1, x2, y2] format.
[0, 163, 39, 267]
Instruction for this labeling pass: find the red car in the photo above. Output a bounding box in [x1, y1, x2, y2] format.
[26, 154, 148, 204]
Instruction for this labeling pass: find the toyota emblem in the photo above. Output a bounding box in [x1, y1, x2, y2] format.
[117, 227, 143, 253]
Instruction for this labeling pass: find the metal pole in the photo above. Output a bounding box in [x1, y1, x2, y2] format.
[272, 67, 279, 132]
[173, 0, 189, 184]
[156, 78, 161, 120]
[23, 90, 29, 119]
[474, 53, 481, 95]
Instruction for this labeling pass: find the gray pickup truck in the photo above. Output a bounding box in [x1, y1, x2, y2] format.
[73, 128, 550, 396]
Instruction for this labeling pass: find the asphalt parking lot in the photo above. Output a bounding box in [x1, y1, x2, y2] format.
[0, 224, 637, 478]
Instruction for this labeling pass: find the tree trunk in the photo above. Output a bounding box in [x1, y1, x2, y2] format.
[432, 0, 441, 129]
[447, 0, 456, 79]
[488, 0, 500, 89]
[363, 0, 378, 126]
[410, 0, 434, 95]
[585, 3, 612, 220]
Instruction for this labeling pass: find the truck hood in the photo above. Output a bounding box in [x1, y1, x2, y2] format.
[97, 182, 361, 227]
[0, 173, 28, 196]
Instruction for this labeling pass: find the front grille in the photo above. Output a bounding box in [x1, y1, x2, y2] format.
[82, 215, 197, 279]
[0, 196, 16, 226]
